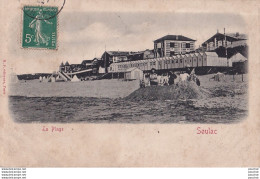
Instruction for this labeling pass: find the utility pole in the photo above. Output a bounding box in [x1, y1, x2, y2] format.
[224, 28, 228, 66]
[104, 45, 107, 73]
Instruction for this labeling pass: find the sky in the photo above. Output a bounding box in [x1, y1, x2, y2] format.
[60, 12, 246, 60]
[7, 10, 247, 74]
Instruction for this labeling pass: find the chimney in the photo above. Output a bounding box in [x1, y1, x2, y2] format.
[236, 32, 239, 37]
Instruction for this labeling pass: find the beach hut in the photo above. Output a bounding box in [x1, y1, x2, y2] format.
[173, 56, 178, 69]
[153, 58, 159, 70]
[9, 73, 19, 83]
[162, 57, 167, 69]
[125, 67, 143, 80]
[99, 67, 106, 74]
[42, 76, 48, 82]
[147, 59, 152, 70]
[177, 54, 184, 68]
[50, 76, 56, 82]
[185, 54, 192, 67]
[127, 61, 132, 70]
[204, 52, 219, 66]
[191, 53, 198, 67]
[158, 58, 162, 70]
[167, 57, 173, 69]
[175, 55, 180, 68]
[183, 54, 189, 67]
[229, 52, 247, 67]
[143, 61, 148, 71]
[166, 57, 171, 69]
[195, 52, 203, 67]
[181, 54, 186, 68]
[71, 75, 80, 82]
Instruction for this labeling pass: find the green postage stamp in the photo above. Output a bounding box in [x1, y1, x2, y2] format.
[22, 6, 58, 49]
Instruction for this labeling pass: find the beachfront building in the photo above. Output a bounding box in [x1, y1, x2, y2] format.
[202, 32, 247, 51]
[101, 50, 155, 73]
[101, 51, 130, 65]
[125, 67, 144, 80]
[127, 49, 155, 61]
[143, 49, 155, 59]
[101, 51, 132, 73]
[64, 61, 71, 73]
[228, 52, 248, 73]
[59, 62, 65, 72]
[108, 51, 228, 75]
[154, 35, 196, 58]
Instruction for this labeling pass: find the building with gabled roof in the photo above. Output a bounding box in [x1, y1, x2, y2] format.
[229, 52, 247, 63]
[65, 61, 70, 66]
[202, 32, 247, 51]
[154, 35, 196, 58]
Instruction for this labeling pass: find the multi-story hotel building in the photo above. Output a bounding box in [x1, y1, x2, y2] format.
[154, 35, 196, 58]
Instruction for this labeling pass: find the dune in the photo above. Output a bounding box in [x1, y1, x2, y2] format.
[125, 81, 210, 101]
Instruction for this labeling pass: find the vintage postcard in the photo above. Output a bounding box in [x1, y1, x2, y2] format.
[0, 0, 259, 167]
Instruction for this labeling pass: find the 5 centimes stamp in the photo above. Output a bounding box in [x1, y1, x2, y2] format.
[22, 6, 58, 49]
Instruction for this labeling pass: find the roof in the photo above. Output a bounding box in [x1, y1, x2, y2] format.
[70, 64, 84, 67]
[226, 33, 247, 40]
[229, 52, 247, 63]
[59, 62, 64, 67]
[106, 51, 131, 56]
[81, 60, 93, 64]
[154, 35, 196, 43]
[144, 49, 154, 53]
[203, 32, 247, 44]
[65, 61, 70, 66]
[194, 53, 200, 56]
[93, 58, 102, 61]
[126, 67, 142, 72]
[205, 52, 218, 57]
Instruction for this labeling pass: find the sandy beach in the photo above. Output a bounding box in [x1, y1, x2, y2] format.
[8, 74, 248, 123]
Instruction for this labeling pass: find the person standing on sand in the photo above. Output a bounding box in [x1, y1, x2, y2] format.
[168, 71, 177, 85]
[150, 68, 158, 85]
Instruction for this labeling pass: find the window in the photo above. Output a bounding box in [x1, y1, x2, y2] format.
[153, 62, 156, 65]
[180, 59, 183, 63]
[150, 62, 153, 66]
[176, 59, 178, 63]
[186, 43, 190, 48]
[170, 42, 175, 48]
[172, 60, 174, 63]
[170, 51, 175, 56]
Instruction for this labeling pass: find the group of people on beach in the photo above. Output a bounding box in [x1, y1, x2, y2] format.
[140, 68, 200, 88]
